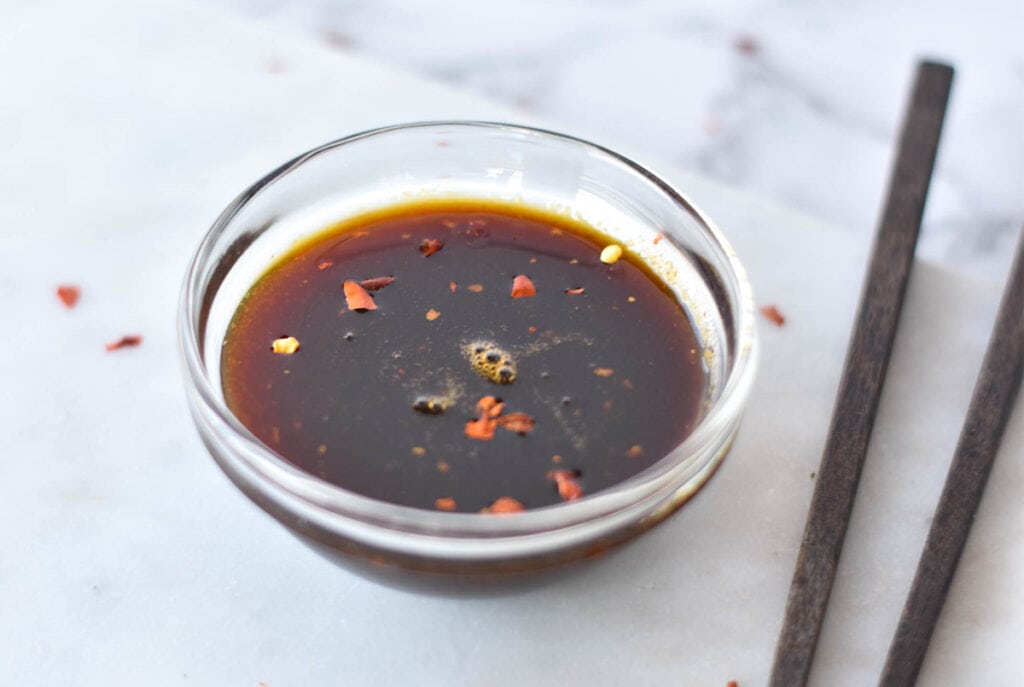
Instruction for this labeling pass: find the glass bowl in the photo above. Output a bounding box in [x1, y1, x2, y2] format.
[179, 121, 757, 591]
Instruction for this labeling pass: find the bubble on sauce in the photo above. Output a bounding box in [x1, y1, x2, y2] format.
[463, 340, 517, 384]
[412, 395, 449, 415]
[409, 377, 464, 415]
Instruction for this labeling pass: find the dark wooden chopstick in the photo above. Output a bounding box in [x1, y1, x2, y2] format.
[879, 232, 1023, 686]
[769, 60, 955, 687]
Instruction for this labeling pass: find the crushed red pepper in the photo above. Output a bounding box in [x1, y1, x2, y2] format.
[449, 281, 457, 293]
[271, 336, 300, 354]
[548, 469, 584, 501]
[653, 233, 664, 245]
[565, 287, 585, 295]
[510, 275, 537, 298]
[465, 396, 504, 440]
[56, 285, 80, 308]
[482, 496, 525, 514]
[465, 396, 535, 440]
[316, 260, 334, 271]
[735, 34, 759, 55]
[419, 238, 444, 256]
[495, 412, 535, 434]
[343, 280, 377, 311]
[434, 497, 457, 512]
[105, 335, 142, 351]
[358, 276, 395, 291]
[760, 304, 785, 326]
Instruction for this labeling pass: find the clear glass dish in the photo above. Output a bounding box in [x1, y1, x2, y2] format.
[179, 121, 757, 591]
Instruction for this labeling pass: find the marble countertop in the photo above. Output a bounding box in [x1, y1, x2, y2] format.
[1, 1, 1021, 685]
[213, 0, 1024, 284]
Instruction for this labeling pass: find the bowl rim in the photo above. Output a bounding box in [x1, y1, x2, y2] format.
[178, 120, 757, 549]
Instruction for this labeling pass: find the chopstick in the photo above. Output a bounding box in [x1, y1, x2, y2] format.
[879, 232, 1023, 686]
[768, 60, 955, 687]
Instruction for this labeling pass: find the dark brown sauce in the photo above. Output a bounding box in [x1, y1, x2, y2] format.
[221, 199, 707, 512]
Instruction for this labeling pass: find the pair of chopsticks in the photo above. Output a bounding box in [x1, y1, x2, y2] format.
[769, 60, 1024, 686]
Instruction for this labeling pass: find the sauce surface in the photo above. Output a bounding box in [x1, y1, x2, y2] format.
[221, 199, 707, 512]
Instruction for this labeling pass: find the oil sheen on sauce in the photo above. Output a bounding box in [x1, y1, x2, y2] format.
[221, 198, 708, 513]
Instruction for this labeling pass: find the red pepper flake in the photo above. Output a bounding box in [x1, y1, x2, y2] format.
[653, 233, 664, 245]
[528, 326, 537, 334]
[760, 304, 786, 326]
[726, 682, 739, 687]
[425, 308, 441, 321]
[626, 444, 644, 459]
[735, 34, 759, 55]
[105, 334, 142, 351]
[548, 469, 584, 501]
[343, 280, 377, 311]
[436, 460, 450, 473]
[496, 412, 535, 434]
[449, 281, 457, 293]
[465, 396, 504, 440]
[482, 496, 525, 514]
[593, 367, 615, 377]
[481, 397, 506, 417]
[271, 336, 300, 354]
[56, 285, 81, 308]
[419, 238, 444, 257]
[467, 284, 484, 293]
[358, 276, 395, 291]
[316, 260, 334, 271]
[434, 497, 457, 512]
[551, 454, 563, 464]
[465, 396, 534, 440]
[511, 274, 537, 298]
[565, 287, 585, 295]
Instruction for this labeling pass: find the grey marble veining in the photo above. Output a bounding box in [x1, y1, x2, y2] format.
[210, 0, 1024, 282]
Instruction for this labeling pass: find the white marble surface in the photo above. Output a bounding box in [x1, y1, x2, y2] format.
[0, 1, 1021, 686]
[212, 0, 1024, 284]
